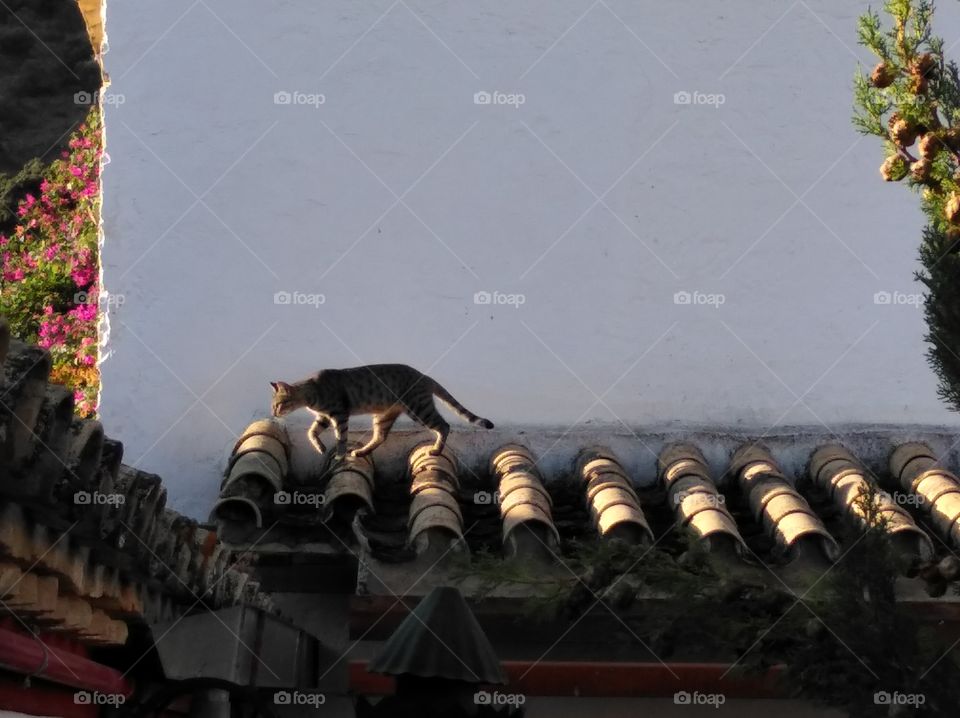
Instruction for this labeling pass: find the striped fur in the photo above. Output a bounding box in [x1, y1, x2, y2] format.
[270, 364, 494, 458]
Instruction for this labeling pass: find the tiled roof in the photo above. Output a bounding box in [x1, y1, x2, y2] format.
[0, 319, 270, 648]
[212, 416, 960, 600]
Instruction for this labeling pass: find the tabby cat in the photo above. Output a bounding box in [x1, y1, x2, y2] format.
[270, 364, 494, 458]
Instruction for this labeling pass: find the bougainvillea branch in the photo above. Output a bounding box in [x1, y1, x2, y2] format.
[0, 109, 102, 416]
[855, 0, 960, 411]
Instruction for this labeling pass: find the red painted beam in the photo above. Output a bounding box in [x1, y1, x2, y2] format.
[0, 623, 133, 697]
[349, 660, 785, 698]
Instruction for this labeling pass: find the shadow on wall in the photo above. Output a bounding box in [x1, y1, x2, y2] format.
[0, 0, 101, 173]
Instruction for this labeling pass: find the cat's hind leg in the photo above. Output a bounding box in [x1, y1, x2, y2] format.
[405, 400, 449, 456]
[352, 409, 400, 457]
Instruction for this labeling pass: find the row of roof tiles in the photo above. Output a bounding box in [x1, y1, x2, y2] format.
[0, 319, 270, 646]
[212, 418, 960, 593]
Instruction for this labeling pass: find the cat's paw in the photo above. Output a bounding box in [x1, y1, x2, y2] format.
[350, 449, 369, 459]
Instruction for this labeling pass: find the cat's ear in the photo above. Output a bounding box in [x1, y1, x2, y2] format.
[270, 381, 289, 393]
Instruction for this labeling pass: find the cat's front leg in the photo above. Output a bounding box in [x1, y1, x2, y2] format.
[330, 414, 349, 458]
[308, 416, 330, 454]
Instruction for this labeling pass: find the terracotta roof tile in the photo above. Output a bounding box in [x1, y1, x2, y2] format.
[0, 318, 270, 647]
[211, 415, 960, 602]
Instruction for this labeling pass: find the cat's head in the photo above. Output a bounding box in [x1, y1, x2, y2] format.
[270, 381, 306, 416]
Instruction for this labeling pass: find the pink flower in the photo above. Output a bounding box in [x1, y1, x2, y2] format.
[71, 302, 97, 322]
[71, 267, 96, 287]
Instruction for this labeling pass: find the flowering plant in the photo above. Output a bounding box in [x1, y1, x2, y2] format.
[0, 109, 103, 416]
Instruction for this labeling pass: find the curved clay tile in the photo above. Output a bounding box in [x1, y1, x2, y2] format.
[729, 443, 839, 562]
[659, 443, 746, 554]
[809, 444, 933, 561]
[577, 448, 653, 544]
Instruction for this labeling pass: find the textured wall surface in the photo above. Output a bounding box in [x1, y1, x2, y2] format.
[101, 1, 960, 516]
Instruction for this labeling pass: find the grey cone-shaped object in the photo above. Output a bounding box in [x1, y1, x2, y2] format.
[368, 586, 506, 684]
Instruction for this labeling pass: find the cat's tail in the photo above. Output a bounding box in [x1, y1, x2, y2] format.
[432, 382, 495, 429]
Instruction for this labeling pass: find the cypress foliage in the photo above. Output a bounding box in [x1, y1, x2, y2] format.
[854, 0, 960, 411]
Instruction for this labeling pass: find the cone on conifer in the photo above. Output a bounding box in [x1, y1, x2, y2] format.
[870, 61, 897, 88]
[918, 133, 944, 159]
[912, 52, 938, 79]
[911, 158, 933, 182]
[890, 117, 920, 147]
[880, 155, 910, 181]
[943, 127, 960, 151]
[944, 193, 960, 224]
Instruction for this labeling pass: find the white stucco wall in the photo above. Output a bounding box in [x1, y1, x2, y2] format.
[101, 0, 960, 516]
